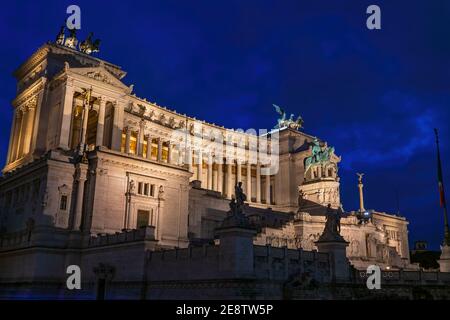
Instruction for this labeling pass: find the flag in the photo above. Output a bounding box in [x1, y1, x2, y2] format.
[436, 129, 447, 208]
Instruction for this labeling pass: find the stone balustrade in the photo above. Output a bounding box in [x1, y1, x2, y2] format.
[87, 226, 156, 247]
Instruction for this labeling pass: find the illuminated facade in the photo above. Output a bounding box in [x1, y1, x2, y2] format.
[0, 33, 439, 300]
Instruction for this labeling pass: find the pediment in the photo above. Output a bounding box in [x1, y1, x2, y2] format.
[68, 65, 131, 93]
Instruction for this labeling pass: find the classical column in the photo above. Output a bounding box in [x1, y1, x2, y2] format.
[111, 101, 124, 151]
[167, 141, 172, 163]
[137, 121, 145, 156]
[96, 97, 106, 147]
[197, 151, 203, 186]
[29, 89, 45, 157]
[73, 164, 88, 230]
[6, 112, 16, 163]
[256, 161, 261, 203]
[246, 162, 252, 202]
[125, 127, 131, 154]
[265, 173, 271, 205]
[7, 110, 20, 163]
[16, 107, 27, 158]
[177, 146, 184, 166]
[207, 155, 213, 190]
[135, 129, 141, 156]
[217, 162, 223, 194]
[13, 111, 24, 161]
[357, 173, 365, 213]
[146, 135, 152, 159]
[237, 160, 242, 184]
[187, 147, 193, 172]
[59, 83, 74, 149]
[212, 162, 218, 191]
[157, 138, 163, 161]
[23, 101, 37, 155]
[80, 104, 90, 148]
[226, 159, 233, 199]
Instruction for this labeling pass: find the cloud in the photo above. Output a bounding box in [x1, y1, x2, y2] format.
[327, 91, 442, 171]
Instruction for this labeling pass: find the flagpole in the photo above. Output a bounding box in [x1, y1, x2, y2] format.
[435, 128, 450, 246]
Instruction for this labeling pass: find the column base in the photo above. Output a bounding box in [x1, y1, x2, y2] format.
[439, 244, 450, 273]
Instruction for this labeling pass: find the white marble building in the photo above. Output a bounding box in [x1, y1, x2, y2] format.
[0, 33, 412, 274]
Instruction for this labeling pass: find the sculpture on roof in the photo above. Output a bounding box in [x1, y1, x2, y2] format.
[304, 138, 336, 173]
[64, 28, 78, 49]
[56, 26, 65, 45]
[55, 26, 100, 55]
[273, 104, 304, 130]
[79, 32, 101, 54]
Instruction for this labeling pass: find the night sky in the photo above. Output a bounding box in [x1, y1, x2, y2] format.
[1, 1, 449, 249]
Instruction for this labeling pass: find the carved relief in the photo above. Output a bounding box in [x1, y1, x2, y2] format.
[301, 233, 320, 250]
[159, 113, 167, 125]
[168, 117, 176, 128]
[148, 109, 155, 120]
[350, 239, 360, 256]
[85, 71, 115, 86]
[125, 102, 133, 112]
[138, 104, 146, 115]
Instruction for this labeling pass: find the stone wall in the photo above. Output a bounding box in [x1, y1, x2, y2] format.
[0, 224, 449, 300]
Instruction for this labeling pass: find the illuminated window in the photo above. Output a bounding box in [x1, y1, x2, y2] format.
[162, 142, 169, 162]
[142, 140, 148, 157]
[151, 139, 158, 160]
[120, 130, 126, 153]
[129, 131, 138, 155]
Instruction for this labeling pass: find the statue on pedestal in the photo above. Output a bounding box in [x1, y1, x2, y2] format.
[158, 185, 165, 200]
[129, 180, 136, 194]
[235, 182, 246, 208]
[221, 181, 250, 228]
[318, 204, 345, 242]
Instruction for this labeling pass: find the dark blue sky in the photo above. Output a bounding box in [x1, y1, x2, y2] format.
[1, 1, 450, 249]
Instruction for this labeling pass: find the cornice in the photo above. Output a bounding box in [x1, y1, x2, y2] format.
[11, 78, 46, 108]
[13, 44, 50, 80]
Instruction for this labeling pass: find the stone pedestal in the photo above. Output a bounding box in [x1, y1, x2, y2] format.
[215, 214, 256, 279]
[315, 239, 350, 282]
[439, 244, 450, 273]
